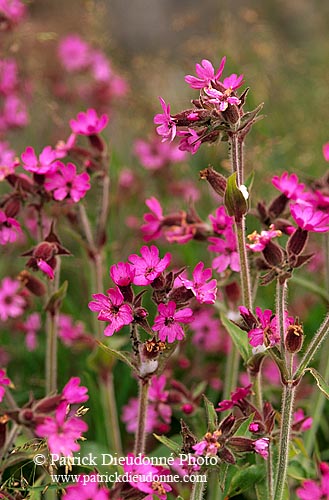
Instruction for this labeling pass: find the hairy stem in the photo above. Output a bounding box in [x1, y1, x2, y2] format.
[191, 473, 207, 500]
[294, 312, 329, 381]
[274, 384, 296, 500]
[235, 219, 252, 310]
[134, 378, 150, 455]
[45, 258, 61, 394]
[275, 279, 287, 363]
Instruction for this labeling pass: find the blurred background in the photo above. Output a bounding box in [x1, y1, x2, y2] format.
[1, 0, 329, 471]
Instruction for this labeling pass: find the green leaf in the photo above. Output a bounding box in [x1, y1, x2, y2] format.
[88, 337, 128, 372]
[244, 170, 255, 192]
[234, 413, 255, 437]
[203, 395, 218, 433]
[153, 434, 182, 455]
[96, 341, 136, 372]
[304, 367, 329, 399]
[220, 313, 252, 363]
[45, 280, 68, 314]
[227, 464, 266, 497]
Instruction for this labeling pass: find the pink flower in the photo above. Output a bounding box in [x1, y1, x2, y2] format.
[21, 146, 58, 175]
[63, 474, 110, 500]
[192, 430, 221, 456]
[241, 306, 293, 348]
[0, 210, 22, 245]
[57, 314, 85, 346]
[0, 368, 11, 402]
[216, 385, 252, 412]
[122, 376, 171, 434]
[69, 108, 109, 135]
[35, 402, 88, 457]
[0, 0, 26, 24]
[179, 261, 217, 304]
[297, 462, 329, 500]
[128, 245, 171, 286]
[290, 203, 329, 232]
[191, 309, 229, 352]
[62, 377, 89, 404]
[222, 73, 244, 91]
[293, 409, 313, 432]
[154, 97, 176, 142]
[88, 287, 134, 336]
[90, 50, 112, 82]
[323, 142, 329, 162]
[123, 454, 172, 499]
[1, 94, 28, 129]
[122, 398, 159, 433]
[153, 301, 193, 343]
[272, 172, 305, 201]
[204, 87, 241, 112]
[44, 162, 90, 202]
[22, 312, 41, 351]
[209, 229, 240, 273]
[58, 35, 91, 72]
[254, 438, 269, 459]
[141, 197, 164, 242]
[177, 128, 202, 154]
[0, 277, 25, 321]
[164, 224, 195, 244]
[134, 137, 186, 170]
[209, 206, 234, 234]
[184, 57, 226, 89]
[0, 59, 18, 95]
[0, 141, 18, 180]
[246, 225, 282, 252]
[110, 262, 135, 286]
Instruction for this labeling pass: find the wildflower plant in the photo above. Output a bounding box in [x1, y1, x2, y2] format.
[0, 5, 329, 500]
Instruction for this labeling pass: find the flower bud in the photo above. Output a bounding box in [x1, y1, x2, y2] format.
[199, 166, 227, 197]
[224, 173, 248, 221]
[17, 270, 47, 296]
[287, 227, 308, 256]
[262, 240, 284, 267]
[285, 322, 304, 353]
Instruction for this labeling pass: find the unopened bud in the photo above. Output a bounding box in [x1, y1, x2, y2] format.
[262, 241, 284, 267]
[285, 323, 304, 353]
[199, 166, 227, 196]
[17, 270, 46, 296]
[224, 173, 248, 221]
[287, 227, 308, 256]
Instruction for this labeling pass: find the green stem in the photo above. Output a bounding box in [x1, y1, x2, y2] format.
[231, 134, 241, 184]
[274, 384, 296, 500]
[275, 279, 287, 362]
[134, 378, 150, 455]
[294, 312, 329, 381]
[45, 311, 57, 394]
[45, 260, 60, 395]
[191, 473, 207, 500]
[100, 373, 123, 455]
[253, 370, 263, 411]
[235, 219, 252, 310]
[267, 439, 274, 500]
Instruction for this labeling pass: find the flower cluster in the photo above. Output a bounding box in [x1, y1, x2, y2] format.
[56, 34, 128, 109]
[154, 57, 256, 154]
[89, 246, 219, 361]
